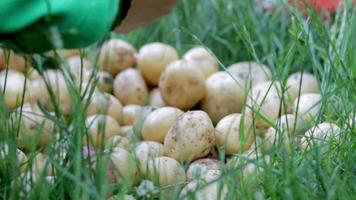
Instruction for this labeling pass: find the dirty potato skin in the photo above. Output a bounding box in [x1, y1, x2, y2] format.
[293, 93, 321, 126]
[183, 46, 219, 78]
[186, 158, 221, 180]
[159, 60, 206, 110]
[227, 61, 272, 86]
[113, 68, 148, 105]
[286, 72, 319, 103]
[163, 111, 215, 162]
[134, 141, 164, 176]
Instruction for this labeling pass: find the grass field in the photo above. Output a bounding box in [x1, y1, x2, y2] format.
[1, 0, 355, 199]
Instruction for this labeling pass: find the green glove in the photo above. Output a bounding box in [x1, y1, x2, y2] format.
[0, 0, 128, 54]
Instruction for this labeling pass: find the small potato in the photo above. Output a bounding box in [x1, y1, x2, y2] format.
[0, 145, 28, 171]
[227, 61, 272, 86]
[84, 115, 122, 147]
[137, 43, 179, 86]
[159, 60, 205, 110]
[163, 111, 215, 162]
[122, 105, 142, 126]
[64, 56, 92, 84]
[134, 141, 164, 175]
[183, 47, 219, 78]
[0, 49, 30, 72]
[147, 156, 185, 187]
[148, 88, 166, 107]
[286, 72, 319, 103]
[186, 159, 221, 180]
[86, 92, 123, 124]
[109, 147, 139, 185]
[0, 70, 32, 110]
[31, 153, 54, 176]
[141, 107, 183, 143]
[245, 81, 283, 129]
[106, 135, 130, 150]
[121, 125, 139, 143]
[300, 122, 340, 150]
[113, 68, 148, 105]
[99, 39, 137, 75]
[97, 71, 114, 93]
[293, 93, 321, 126]
[201, 71, 245, 124]
[215, 113, 254, 155]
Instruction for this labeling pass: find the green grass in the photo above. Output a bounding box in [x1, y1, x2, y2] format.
[1, 0, 356, 199]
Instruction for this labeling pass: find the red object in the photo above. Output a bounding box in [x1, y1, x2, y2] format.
[289, 0, 343, 13]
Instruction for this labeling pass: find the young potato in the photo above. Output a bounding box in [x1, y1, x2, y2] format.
[147, 156, 185, 187]
[84, 115, 122, 147]
[99, 39, 137, 75]
[0, 145, 28, 171]
[31, 153, 54, 176]
[113, 68, 148, 105]
[163, 111, 215, 162]
[122, 105, 142, 126]
[109, 147, 139, 185]
[245, 81, 283, 129]
[141, 107, 183, 143]
[106, 135, 130, 150]
[97, 71, 114, 93]
[183, 46, 219, 78]
[134, 141, 164, 175]
[215, 113, 254, 155]
[300, 122, 340, 150]
[159, 60, 205, 110]
[64, 56, 92, 84]
[137, 43, 179, 86]
[186, 159, 221, 181]
[201, 71, 245, 124]
[286, 72, 319, 103]
[227, 61, 272, 86]
[148, 88, 166, 107]
[121, 125, 139, 143]
[0, 49, 30, 72]
[86, 92, 123, 124]
[12, 104, 56, 149]
[293, 93, 321, 126]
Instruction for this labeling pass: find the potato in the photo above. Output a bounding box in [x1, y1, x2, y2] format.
[245, 81, 283, 129]
[106, 135, 130, 150]
[31, 153, 54, 176]
[134, 141, 164, 175]
[0, 70, 32, 109]
[0, 49, 30, 72]
[109, 147, 139, 185]
[159, 60, 205, 110]
[215, 113, 254, 155]
[97, 71, 114, 93]
[86, 92, 123, 124]
[12, 104, 55, 149]
[141, 107, 183, 143]
[186, 159, 221, 180]
[121, 125, 139, 143]
[163, 111, 215, 162]
[183, 47, 219, 78]
[148, 88, 166, 107]
[113, 68, 148, 105]
[293, 93, 321, 126]
[28, 68, 41, 81]
[84, 115, 122, 147]
[147, 156, 185, 187]
[300, 122, 340, 150]
[0, 145, 28, 171]
[137, 43, 179, 86]
[99, 39, 137, 75]
[201, 71, 245, 124]
[180, 169, 228, 200]
[122, 105, 142, 126]
[286, 72, 319, 103]
[64, 56, 92, 84]
[227, 61, 272, 86]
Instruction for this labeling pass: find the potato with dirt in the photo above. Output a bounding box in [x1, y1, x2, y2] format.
[293, 93, 321, 126]
[186, 158, 221, 180]
[148, 88, 166, 107]
[183, 46, 219, 78]
[227, 61, 272, 86]
[286, 72, 319, 103]
[134, 141, 164, 175]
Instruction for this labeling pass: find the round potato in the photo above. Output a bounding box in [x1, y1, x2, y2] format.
[0, 70, 32, 110]
[106, 135, 130, 150]
[109, 147, 139, 185]
[147, 156, 185, 187]
[99, 39, 137, 75]
[84, 115, 122, 147]
[286, 72, 319, 103]
[122, 105, 142, 126]
[186, 159, 221, 180]
[64, 56, 92, 84]
[86, 92, 123, 124]
[0, 145, 28, 171]
[97, 71, 114, 93]
[300, 122, 340, 150]
[113, 68, 148, 105]
[227, 61, 272, 86]
[201, 71, 245, 124]
[134, 141, 164, 175]
[163, 111, 215, 162]
[183, 46, 219, 78]
[141, 107, 184, 143]
[148, 88, 166, 107]
[137, 43, 179, 86]
[293, 93, 321, 126]
[159, 60, 205, 110]
[215, 113, 254, 155]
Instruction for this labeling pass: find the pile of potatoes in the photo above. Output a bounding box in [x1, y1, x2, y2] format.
[0, 40, 343, 199]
